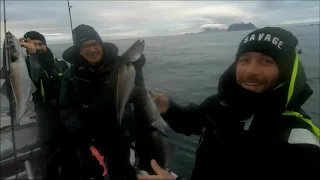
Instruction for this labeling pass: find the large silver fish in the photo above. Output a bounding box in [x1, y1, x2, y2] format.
[116, 39, 145, 126]
[0, 31, 36, 125]
[116, 39, 172, 174]
[132, 87, 173, 174]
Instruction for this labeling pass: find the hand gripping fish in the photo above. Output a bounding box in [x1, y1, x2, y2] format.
[116, 39, 173, 174]
[1, 31, 36, 125]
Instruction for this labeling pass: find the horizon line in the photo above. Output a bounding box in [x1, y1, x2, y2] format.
[0, 21, 318, 47]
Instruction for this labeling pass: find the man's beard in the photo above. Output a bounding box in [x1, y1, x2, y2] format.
[36, 49, 45, 54]
[238, 74, 266, 86]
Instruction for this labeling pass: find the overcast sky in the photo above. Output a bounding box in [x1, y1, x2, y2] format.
[0, 1, 319, 44]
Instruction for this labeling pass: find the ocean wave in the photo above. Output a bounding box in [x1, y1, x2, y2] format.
[307, 76, 320, 83]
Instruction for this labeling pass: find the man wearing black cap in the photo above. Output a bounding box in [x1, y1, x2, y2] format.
[59, 24, 144, 180]
[141, 27, 320, 179]
[20, 31, 69, 180]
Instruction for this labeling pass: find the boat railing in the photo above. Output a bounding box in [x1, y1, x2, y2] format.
[0, 122, 40, 179]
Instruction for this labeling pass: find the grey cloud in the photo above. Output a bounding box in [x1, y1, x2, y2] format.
[252, 1, 319, 26]
[5, 1, 67, 21]
[252, 1, 318, 15]
[1, 1, 319, 44]
[258, 1, 319, 10]
[205, 16, 252, 26]
[204, 1, 320, 27]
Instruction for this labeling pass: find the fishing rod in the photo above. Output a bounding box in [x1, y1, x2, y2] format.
[67, 0, 75, 45]
[3, 1, 36, 179]
[2, 0, 19, 179]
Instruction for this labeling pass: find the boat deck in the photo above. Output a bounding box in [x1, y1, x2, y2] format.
[0, 113, 137, 179]
[0, 113, 40, 179]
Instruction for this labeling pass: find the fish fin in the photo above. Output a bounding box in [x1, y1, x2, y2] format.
[26, 81, 36, 103]
[121, 39, 145, 63]
[0, 67, 6, 79]
[0, 81, 8, 99]
[30, 81, 37, 95]
[16, 103, 27, 125]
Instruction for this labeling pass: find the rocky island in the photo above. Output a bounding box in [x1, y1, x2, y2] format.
[226, 22, 257, 31]
[184, 22, 258, 35]
[308, 23, 320, 26]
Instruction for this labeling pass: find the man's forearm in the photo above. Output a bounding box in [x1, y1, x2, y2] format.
[162, 99, 205, 136]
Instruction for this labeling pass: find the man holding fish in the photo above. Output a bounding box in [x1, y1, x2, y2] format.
[144, 27, 320, 179]
[59, 24, 172, 180]
[0, 31, 68, 180]
[19, 31, 69, 180]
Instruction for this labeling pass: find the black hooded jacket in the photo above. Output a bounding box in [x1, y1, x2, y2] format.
[26, 48, 68, 105]
[25, 48, 69, 144]
[59, 42, 138, 179]
[162, 53, 320, 178]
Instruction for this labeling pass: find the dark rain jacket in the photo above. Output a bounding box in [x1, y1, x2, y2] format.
[162, 53, 320, 179]
[26, 49, 69, 145]
[59, 42, 140, 180]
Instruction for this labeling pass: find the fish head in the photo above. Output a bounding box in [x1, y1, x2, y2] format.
[121, 39, 145, 64]
[5, 32, 23, 63]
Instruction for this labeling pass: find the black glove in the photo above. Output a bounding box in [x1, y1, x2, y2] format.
[132, 54, 146, 86]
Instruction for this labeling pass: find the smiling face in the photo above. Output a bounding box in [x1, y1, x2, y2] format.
[236, 52, 280, 93]
[80, 40, 103, 63]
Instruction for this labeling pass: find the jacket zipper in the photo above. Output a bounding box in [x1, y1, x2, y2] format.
[196, 127, 206, 150]
[206, 114, 223, 144]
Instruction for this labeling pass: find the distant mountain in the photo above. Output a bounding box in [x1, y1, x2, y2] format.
[294, 23, 320, 28]
[201, 28, 225, 33]
[226, 22, 257, 31]
[184, 22, 257, 35]
[307, 23, 320, 26]
[185, 27, 225, 35]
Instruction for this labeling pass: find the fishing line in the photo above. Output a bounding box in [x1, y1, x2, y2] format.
[67, 0, 75, 45]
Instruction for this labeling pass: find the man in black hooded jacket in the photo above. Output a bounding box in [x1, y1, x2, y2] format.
[59, 24, 144, 180]
[139, 27, 320, 179]
[20, 31, 69, 180]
